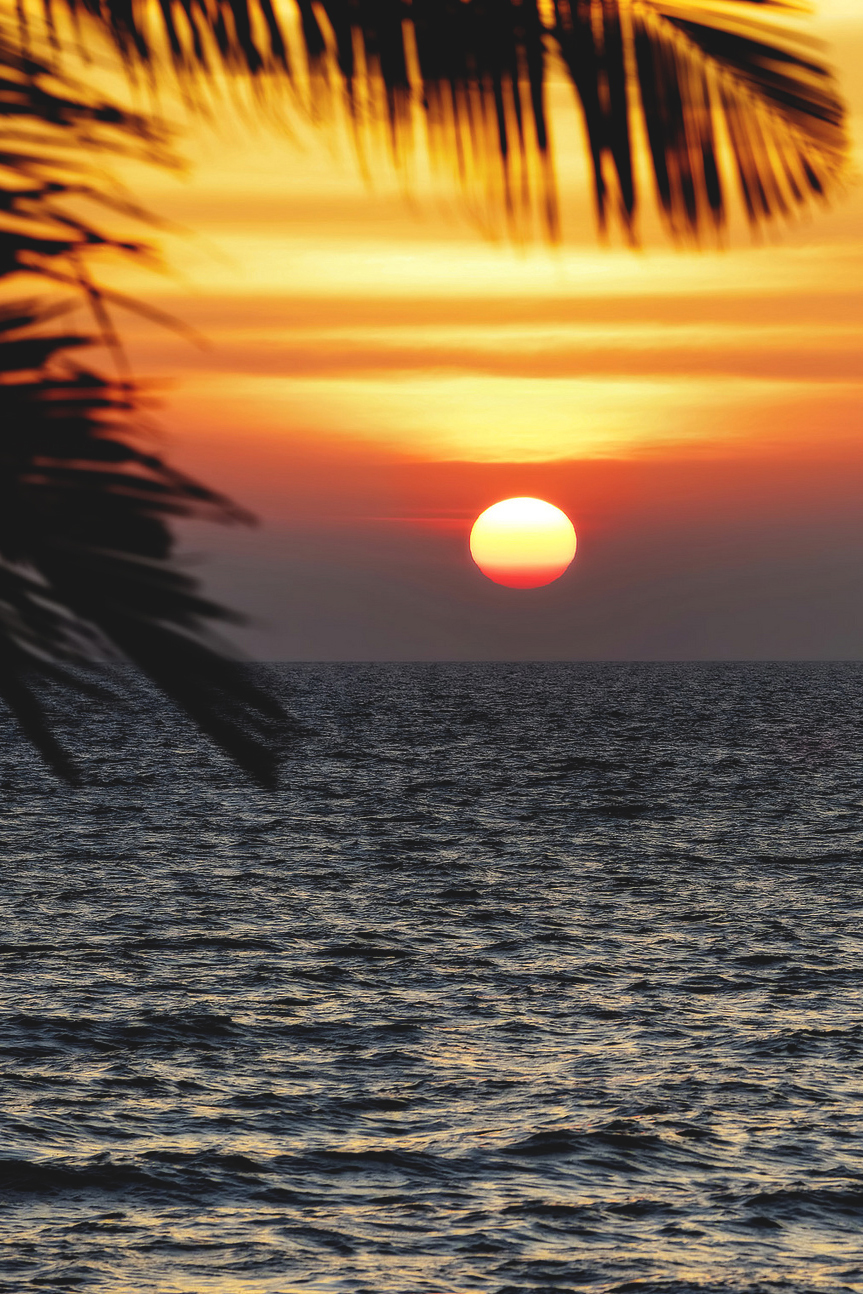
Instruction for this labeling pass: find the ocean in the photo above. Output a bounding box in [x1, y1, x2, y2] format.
[1, 662, 862, 1293]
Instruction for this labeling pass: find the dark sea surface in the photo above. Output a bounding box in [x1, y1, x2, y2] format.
[1, 662, 862, 1294]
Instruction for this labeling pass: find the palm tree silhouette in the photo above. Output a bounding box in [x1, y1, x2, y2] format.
[0, 2, 846, 780]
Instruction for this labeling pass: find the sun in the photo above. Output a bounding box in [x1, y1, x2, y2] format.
[469, 498, 577, 588]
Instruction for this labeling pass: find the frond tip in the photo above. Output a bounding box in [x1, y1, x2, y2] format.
[0, 305, 292, 785]
[632, 2, 846, 234]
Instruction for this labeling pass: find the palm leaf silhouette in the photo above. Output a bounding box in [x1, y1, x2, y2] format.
[18, 0, 845, 235]
[0, 35, 287, 783]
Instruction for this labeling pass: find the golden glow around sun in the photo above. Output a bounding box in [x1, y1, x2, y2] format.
[469, 498, 577, 588]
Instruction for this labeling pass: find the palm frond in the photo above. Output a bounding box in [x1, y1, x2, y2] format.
[15, 0, 846, 236]
[0, 304, 288, 784]
[0, 37, 290, 783]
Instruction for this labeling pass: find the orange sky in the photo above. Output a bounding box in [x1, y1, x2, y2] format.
[99, 1, 863, 658]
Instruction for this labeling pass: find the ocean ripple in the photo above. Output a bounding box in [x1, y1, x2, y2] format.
[0, 662, 862, 1292]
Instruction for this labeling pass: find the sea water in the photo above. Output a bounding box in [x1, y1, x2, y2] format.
[1, 663, 862, 1293]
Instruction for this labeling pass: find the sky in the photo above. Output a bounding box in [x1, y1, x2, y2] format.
[105, 1, 863, 660]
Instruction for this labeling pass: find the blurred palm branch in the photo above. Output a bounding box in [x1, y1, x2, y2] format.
[0, 33, 288, 782]
[0, 0, 847, 780]
[23, 0, 846, 236]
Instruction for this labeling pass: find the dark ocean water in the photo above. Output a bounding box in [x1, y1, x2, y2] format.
[1, 662, 862, 1294]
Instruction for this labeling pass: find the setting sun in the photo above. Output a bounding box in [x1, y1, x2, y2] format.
[469, 498, 577, 588]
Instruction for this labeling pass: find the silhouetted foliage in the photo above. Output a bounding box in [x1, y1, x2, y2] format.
[0, 37, 286, 782]
[21, 0, 846, 237]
